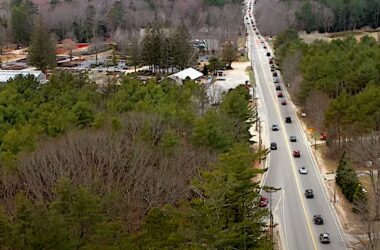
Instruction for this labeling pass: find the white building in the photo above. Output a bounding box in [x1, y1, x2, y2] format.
[168, 68, 203, 84]
[0, 70, 47, 84]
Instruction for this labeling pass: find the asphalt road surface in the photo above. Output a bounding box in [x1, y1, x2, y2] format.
[244, 1, 348, 249]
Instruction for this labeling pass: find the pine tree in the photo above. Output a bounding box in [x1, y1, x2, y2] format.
[29, 17, 56, 72]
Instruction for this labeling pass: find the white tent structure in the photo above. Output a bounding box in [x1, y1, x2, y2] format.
[0, 70, 47, 84]
[168, 68, 203, 84]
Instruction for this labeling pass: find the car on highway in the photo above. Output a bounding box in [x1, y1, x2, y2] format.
[259, 196, 268, 207]
[270, 142, 277, 150]
[305, 189, 314, 198]
[285, 117, 292, 123]
[299, 166, 307, 174]
[281, 100, 287, 105]
[272, 124, 279, 131]
[293, 150, 300, 157]
[277, 92, 283, 98]
[276, 85, 281, 91]
[290, 136, 297, 142]
[319, 233, 330, 244]
[266, 52, 271, 57]
[313, 215, 324, 225]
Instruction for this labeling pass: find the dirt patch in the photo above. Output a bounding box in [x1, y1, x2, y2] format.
[299, 30, 380, 44]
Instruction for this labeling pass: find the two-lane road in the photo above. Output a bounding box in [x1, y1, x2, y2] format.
[244, 1, 347, 249]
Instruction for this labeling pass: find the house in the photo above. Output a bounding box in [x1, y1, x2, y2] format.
[0, 70, 47, 84]
[168, 68, 203, 84]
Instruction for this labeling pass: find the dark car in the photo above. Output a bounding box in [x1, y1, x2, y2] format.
[293, 150, 300, 157]
[290, 136, 297, 142]
[269, 59, 273, 64]
[281, 100, 287, 105]
[264, 45, 267, 49]
[273, 72, 278, 77]
[314, 215, 324, 225]
[276, 85, 281, 91]
[270, 142, 277, 150]
[277, 92, 283, 98]
[256, 32, 259, 35]
[319, 233, 330, 244]
[305, 189, 314, 198]
[272, 124, 279, 131]
[266, 52, 271, 57]
[285, 117, 292, 123]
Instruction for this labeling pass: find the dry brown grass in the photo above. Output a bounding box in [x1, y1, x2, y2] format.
[299, 30, 380, 44]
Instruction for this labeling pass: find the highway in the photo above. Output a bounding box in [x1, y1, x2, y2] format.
[243, 1, 347, 249]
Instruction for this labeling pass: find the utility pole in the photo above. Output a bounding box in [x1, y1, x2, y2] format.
[258, 119, 262, 163]
[263, 186, 281, 250]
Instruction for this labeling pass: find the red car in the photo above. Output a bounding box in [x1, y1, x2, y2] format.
[277, 92, 283, 98]
[293, 150, 301, 158]
[259, 196, 268, 207]
[320, 133, 327, 140]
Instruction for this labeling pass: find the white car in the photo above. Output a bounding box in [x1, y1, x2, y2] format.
[299, 166, 308, 174]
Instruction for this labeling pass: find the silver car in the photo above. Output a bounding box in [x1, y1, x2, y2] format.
[299, 166, 308, 174]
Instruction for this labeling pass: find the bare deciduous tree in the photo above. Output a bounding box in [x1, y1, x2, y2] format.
[0, 113, 215, 230]
[348, 134, 380, 249]
[62, 38, 76, 60]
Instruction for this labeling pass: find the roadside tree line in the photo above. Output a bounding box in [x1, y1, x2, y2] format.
[0, 72, 271, 249]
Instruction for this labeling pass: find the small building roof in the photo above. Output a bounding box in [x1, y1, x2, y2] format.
[0, 70, 45, 83]
[168, 68, 203, 81]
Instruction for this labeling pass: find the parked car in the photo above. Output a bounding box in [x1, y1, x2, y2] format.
[264, 45, 267, 49]
[272, 124, 279, 131]
[299, 166, 308, 174]
[266, 52, 271, 57]
[273, 77, 279, 83]
[290, 136, 297, 142]
[314, 215, 324, 225]
[281, 100, 287, 105]
[273, 72, 278, 77]
[259, 196, 268, 207]
[285, 117, 292, 123]
[319, 233, 330, 244]
[270, 142, 277, 150]
[277, 92, 283, 98]
[293, 150, 300, 157]
[276, 85, 281, 91]
[320, 133, 327, 140]
[305, 189, 314, 198]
